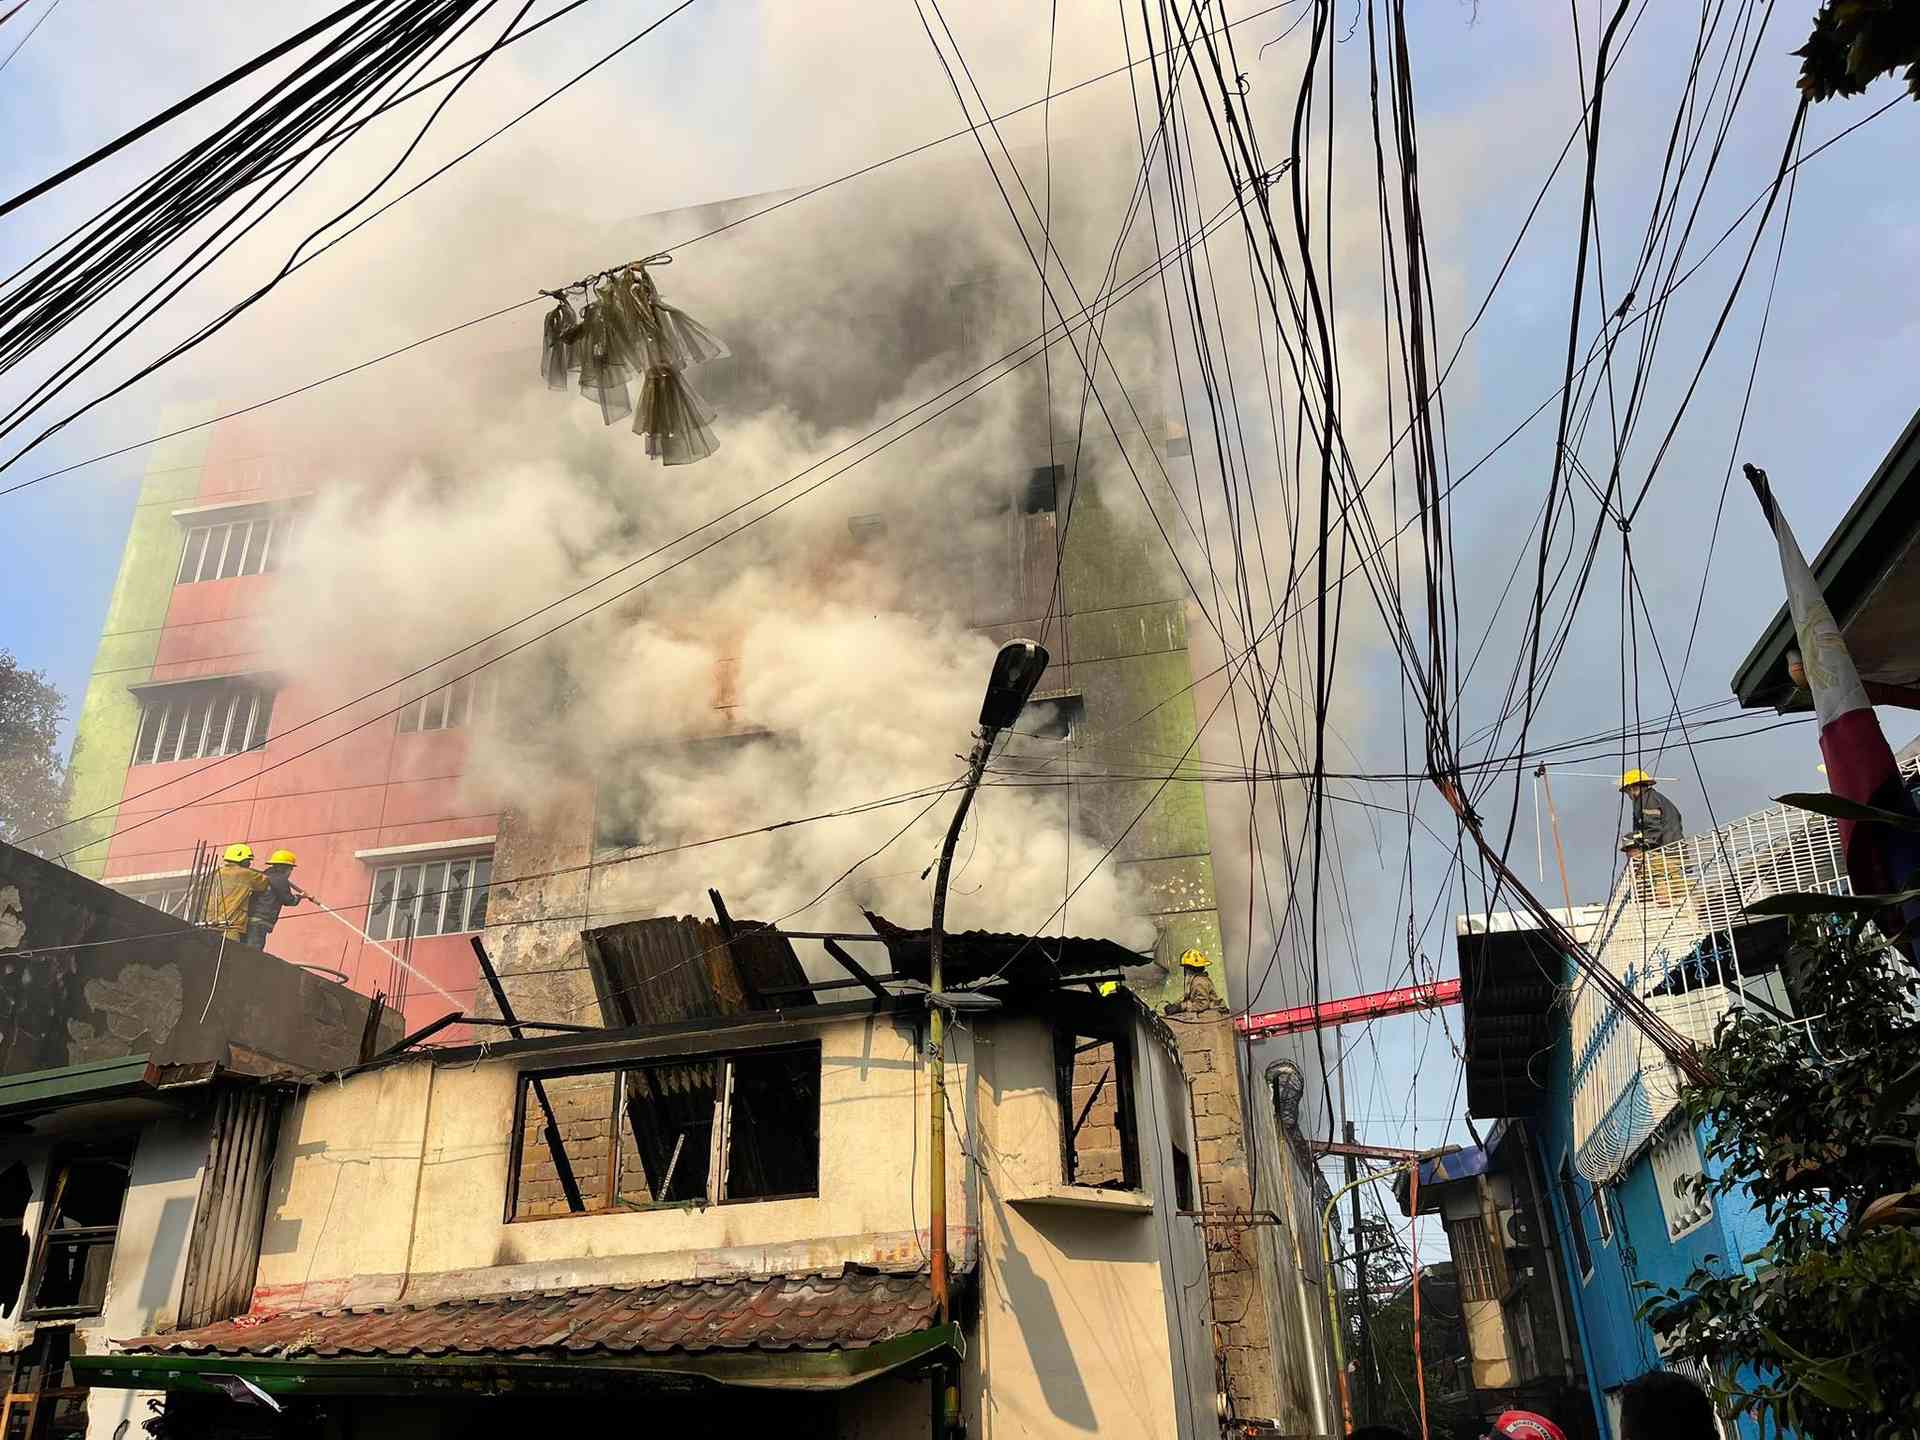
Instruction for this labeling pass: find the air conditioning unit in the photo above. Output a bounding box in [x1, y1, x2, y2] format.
[1498, 1206, 1537, 1250]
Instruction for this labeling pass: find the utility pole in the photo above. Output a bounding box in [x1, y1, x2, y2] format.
[1343, 1118, 1376, 1426]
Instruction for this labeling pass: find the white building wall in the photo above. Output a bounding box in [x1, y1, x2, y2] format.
[0, 1108, 211, 1440]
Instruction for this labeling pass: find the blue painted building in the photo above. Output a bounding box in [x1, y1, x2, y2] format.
[1455, 849, 1829, 1440]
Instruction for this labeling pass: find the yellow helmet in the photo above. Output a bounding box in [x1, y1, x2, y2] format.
[268, 849, 297, 867]
[1179, 948, 1212, 971]
[223, 843, 254, 864]
[1618, 769, 1653, 791]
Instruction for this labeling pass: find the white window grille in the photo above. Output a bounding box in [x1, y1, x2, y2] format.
[1565, 761, 1920, 1185]
[396, 673, 495, 734]
[131, 682, 274, 766]
[1650, 1121, 1713, 1240]
[176, 512, 298, 584]
[366, 855, 492, 941]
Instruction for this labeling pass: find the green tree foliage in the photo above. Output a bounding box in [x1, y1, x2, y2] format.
[1348, 1209, 1476, 1437]
[1640, 914, 1920, 1438]
[0, 649, 67, 856]
[1797, 1, 1920, 102]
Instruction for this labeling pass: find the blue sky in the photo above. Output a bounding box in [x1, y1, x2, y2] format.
[3, 1, 1918, 1155]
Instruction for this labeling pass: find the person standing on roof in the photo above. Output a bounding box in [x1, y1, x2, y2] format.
[203, 844, 267, 941]
[244, 849, 307, 951]
[1620, 769, 1683, 851]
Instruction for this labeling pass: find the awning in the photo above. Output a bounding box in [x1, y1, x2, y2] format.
[80, 1268, 959, 1397]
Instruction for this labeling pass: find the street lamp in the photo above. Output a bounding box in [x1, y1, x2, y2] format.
[927, 638, 1048, 1438]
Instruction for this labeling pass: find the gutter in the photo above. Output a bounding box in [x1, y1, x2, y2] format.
[73, 1324, 964, 1397]
[0, 1054, 157, 1120]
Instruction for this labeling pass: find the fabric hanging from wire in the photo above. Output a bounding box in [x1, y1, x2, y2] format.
[540, 255, 726, 465]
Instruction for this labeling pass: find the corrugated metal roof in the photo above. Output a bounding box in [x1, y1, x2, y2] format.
[122, 1267, 939, 1360]
[583, 911, 813, 1028]
[863, 910, 1144, 987]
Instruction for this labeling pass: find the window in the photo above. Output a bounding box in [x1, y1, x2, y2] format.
[1054, 1016, 1141, 1191]
[366, 855, 491, 941]
[1449, 1216, 1501, 1301]
[131, 682, 273, 766]
[175, 511, 298, 584]
[0, 1164, 29, 1320]
[0, 1327, 86, 1439]
[509, 1046, 821, 1219]
[1557, 1157, 1594, 1279]
[396, 672, 495, 734]
[1651, 1122, 1713, 1239]
[25, 1145, 132, 1319]
[1024, 464, 1062, 515]
[113, 882, 193, 918]
[1594, 1181, 1614, 1245]
[1170, 1141, 1194, 1212]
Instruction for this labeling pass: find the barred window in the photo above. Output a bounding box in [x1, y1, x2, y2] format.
[366, 855, 492, 941]
[131, 683, 274, 766]
[1448, 1216, 1501, 1302]
[176, 512, 298, 584]
[397, 672, 495, 734]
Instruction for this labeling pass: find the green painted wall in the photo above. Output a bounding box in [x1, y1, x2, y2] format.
[1059, 467, 1227, 1008]
[62, 434, 209, 874]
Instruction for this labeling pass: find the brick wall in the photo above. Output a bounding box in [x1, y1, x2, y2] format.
[515, 1070, 661, 1217]
[1166, 966, 1283, 1424]
[1067, 1040, 1128, 1187]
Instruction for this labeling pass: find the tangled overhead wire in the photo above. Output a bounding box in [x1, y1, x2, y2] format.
[539, 254, 727, 465]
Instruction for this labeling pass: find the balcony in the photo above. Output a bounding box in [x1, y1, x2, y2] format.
[1567, 785, 1872, 1183]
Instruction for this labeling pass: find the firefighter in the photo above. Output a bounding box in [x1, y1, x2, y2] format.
[1619, 769, 1683, 851]
[244, 849, 307, 950]
[1620, 770, 1684, 905]
[204, 843, 267, 941]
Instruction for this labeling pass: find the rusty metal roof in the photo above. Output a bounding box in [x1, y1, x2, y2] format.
[862, 910, 1144, 987]
[122, 1267, 938, 1360]
[583, 906, 813, 1028]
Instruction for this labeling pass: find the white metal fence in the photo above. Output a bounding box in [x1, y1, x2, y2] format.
[1568, 786, 1863, 1183]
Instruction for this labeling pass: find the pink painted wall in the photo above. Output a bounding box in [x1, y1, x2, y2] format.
[100, 427, 499, 1034]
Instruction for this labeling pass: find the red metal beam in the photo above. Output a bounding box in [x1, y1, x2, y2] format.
[1234, 977, 1462, 1041]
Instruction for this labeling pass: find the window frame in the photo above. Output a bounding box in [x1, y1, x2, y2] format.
[21, 1142, 134, 1322]
[174, 509, 299, 585]
[1448, 1214, 1502, 1303]
[1650, 1121, 1714, 1240]
[396, 672, 497, 735]
[364, 853, 492, 942]
[1052, 1005, 1143, 1193]
[1557, 1155, 1595, 1282]
[505, 1041, 823, 1223]
[129, 681, 274, 767]
[0, 1325, 87, 1439]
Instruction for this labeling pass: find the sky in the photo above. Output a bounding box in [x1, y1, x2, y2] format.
[3, 0, 1919, 1164]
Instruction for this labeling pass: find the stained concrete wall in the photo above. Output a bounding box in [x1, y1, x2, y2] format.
[0, 841, 391, 1076]
[0, 1106, 214, 1440]
[245, 1005, 1211, 1438]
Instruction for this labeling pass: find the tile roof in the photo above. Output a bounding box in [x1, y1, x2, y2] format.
[122, 1267, 937, 1360]
[862, 910, 1146, 987]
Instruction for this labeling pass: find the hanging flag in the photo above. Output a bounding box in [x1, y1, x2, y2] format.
[1745, 463, 1920, 900]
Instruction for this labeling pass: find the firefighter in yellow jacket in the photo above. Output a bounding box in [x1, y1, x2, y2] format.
[204, 843, 268, 940]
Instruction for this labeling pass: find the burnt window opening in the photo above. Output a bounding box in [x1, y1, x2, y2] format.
[0, 1163, 29, 1319]
[1557, 1156, 1593, 1280]
[1021, 694, 1083, 742]
[510, 1046, 821, 1220]
[1170, 1141, 1194, 1213]
[1054, 1020, 1142, 1191]
[25, 1145, 132, 1319]
[1024, 465, 1062, 516]
[0, 1325, 86, 1438]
